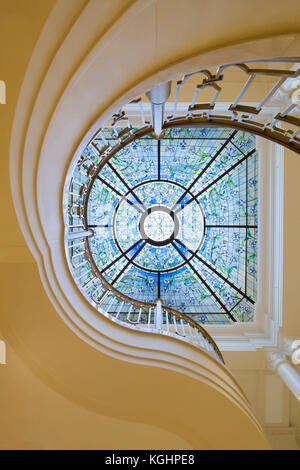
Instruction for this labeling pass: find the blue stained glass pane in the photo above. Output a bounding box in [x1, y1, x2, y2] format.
[89, 227, 118, 270]
[200, 227, 246, 293]
[188, 314, 231, 325]
[133, 181, 183, 207]
[232, 130, 256, 154]
[133, 243, 183, 272]
[113, 264, 158, 304]
[160, 138, 223, 185]
[231, 298, 255, 322]
[87, 180, 119, 226]
[69, 126, 259, 325]
[199, 159, 247, 226]
[160, 266, 223, 314]
[192, 143, 244, 194]
[190, 257, 243, 311]
[247, 152, 258, 226]
[110, 139, 158, 186]
[164, 127, 232, 140]
[246, 228, 258, 300]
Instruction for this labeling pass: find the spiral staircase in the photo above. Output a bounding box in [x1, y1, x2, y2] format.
[2, 0, 300, 449]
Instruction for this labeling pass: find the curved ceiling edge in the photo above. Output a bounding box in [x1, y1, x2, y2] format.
[9, 0, 88, 262]
[10, 1, 296, 357]
[8, 2, 296, 445]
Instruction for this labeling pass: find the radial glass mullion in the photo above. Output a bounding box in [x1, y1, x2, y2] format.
[160, 265, 224, 314]
[67, 126, 259, 326]
[246, 227, 258, 300]
[160, 137, 219, 186]
[87, 178, 120, 226]
[89, 227, 117, 271]
[99, 164, 129, 194]
[230, 298, 255, 322]
[110, 138, 158, 186]
[190, 257, 244, 312]
[112, 264, 158, 304]
[231, 130, 256, 156]
[103, 257, 129, 284]
[200, 226, 246, 292]
[247, 152, 258, 226]
[200, 159, 247, 226]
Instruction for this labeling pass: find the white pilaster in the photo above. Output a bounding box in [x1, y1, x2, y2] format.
[268, 350, 300, 401]
[280, 335, 300, 365]
[155, 299, 163, 330]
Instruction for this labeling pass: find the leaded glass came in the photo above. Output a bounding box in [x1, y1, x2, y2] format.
[68, 127, 258, 325]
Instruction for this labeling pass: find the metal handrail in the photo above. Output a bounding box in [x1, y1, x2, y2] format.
[97, 290, 224, 363]
[65, 59, 300, 365]
[163, 305, 223, 362]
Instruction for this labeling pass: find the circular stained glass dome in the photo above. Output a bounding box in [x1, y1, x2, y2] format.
[109, 180, 205, 272]
[142, 208, 175, 244]
[66, 126, 258, 325]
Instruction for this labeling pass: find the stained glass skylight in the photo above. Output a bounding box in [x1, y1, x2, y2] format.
[143, 210, 175, 242]
[68, 127, 258, 325]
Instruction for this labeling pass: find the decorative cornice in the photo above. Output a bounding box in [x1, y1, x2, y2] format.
[267, 350, 288, 371]
[280, 334, 300, 364]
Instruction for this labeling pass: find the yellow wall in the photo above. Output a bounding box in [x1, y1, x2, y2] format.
[1, 0, 300, 449]
[0, 0, 56, 263]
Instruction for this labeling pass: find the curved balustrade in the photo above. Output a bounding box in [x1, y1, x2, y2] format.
[65, 58, 300, 362]
[66, 230, 223, 363]
[77, 59, 300, 155]
[166, 60, 300, 154]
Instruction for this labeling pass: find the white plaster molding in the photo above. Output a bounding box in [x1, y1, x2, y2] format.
[266, 350, 300, 400]
[280, 334, 300, 364]
[9, 1, 297, 384]
[0, 340, 6, 365]
[206, 138, 284, 350]
[0, 80, 6, 105]
[267, 350, 287, 371]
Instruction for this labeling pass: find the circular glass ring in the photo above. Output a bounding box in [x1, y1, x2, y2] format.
[138, 205, 180, 247]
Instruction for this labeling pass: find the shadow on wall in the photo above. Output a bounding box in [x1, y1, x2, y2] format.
[0, 340, 6, 364]
[0, 80, 6, 104]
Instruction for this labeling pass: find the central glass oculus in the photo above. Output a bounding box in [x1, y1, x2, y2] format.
[139, 205, 179, 246]
[144, 211, 174, 242]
